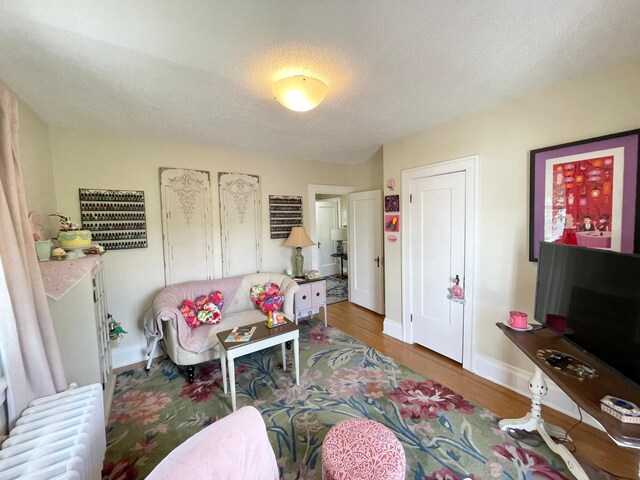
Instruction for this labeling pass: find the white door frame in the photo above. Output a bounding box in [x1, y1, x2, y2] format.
[308, 184, 354, 271]
[401, 155, 478, 372]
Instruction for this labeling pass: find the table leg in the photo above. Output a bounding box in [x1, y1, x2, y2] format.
[294, 337, 300, 385]
[281, 342, 287, 371]
[220, 350, 228, 394]
[499, 366, 587, 479]
[537, 422, 588, 480]
[323, 305, 327, 327]
[498, 367, 567, 436]
[229, 356, 237, 412]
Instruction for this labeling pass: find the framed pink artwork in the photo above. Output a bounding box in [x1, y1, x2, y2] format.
[529, 129, 639, 261]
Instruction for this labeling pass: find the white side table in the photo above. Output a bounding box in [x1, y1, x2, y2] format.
[294, 278, 327, 327]
[217, 318, 300, 411]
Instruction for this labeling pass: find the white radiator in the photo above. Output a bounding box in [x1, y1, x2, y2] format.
[0, 384, 105, 480]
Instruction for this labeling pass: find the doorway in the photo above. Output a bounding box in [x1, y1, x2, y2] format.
[402, 156, 477, 371]
[315, 198, 340, 277]
[308, 185, 353, 305]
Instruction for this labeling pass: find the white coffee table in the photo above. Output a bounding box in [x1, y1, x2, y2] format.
[216, 316, 300, 411]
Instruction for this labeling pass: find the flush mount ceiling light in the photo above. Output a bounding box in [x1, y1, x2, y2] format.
[272, 75, 328, 112]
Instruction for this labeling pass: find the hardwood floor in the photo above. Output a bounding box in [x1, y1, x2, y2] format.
[327, 301, 638, 479]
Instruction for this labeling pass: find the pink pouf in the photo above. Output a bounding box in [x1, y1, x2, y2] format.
[321, 418, 406, 480]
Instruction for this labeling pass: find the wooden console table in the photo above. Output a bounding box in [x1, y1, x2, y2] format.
[497, 323, 640, 479]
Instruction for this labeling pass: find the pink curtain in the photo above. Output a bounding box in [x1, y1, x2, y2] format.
[0, 87, 66, 429]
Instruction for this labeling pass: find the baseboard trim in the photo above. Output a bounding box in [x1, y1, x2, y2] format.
[111, 342, 148, 369]
[473, 353, 601, 430]
[383, 318, 403, 341]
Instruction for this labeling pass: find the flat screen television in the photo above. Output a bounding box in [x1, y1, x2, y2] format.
[535, 242, 640, 386]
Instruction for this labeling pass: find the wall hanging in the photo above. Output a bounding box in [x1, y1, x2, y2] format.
[385, 214, 400, 232]
[160, 168, 213, 285]
[385, 194, 399, 212]
[529, 128, 640, 261]
[219, 172, 262, 276]
[269, 195, 303, 239]
[80, 188, 147, 251]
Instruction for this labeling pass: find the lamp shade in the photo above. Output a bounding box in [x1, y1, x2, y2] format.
[282, 226, 316, 247]
[330, 228, 347, 241]
[272, 75, 328, 112]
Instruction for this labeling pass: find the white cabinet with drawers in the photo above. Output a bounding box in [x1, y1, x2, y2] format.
[46, 258, 115, 416]
[294, 278, 327, 327]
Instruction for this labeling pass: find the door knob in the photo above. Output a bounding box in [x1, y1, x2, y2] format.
[375, 256, 380, 267]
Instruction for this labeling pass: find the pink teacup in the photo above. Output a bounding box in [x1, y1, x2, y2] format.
[509, 311, 528, 329]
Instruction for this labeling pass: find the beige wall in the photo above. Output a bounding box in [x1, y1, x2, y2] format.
[0, 80, 57, 236]
[347, 148, 383, 192]
[383, 60, 640, 371]
[48, 128, 374, 360]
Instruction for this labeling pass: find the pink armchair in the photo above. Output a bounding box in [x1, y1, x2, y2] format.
[147, 406, 278, 480]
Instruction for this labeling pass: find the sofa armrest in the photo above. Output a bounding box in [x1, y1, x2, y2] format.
[279, 279, 299, 317]
[152, 290, 182, 330]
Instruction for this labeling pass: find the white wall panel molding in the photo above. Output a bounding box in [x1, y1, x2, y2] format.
[219, 172, 262, 277]
[160, 168, 213, 285]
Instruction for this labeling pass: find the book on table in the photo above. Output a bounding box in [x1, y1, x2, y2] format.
[225, 326, 256, 343]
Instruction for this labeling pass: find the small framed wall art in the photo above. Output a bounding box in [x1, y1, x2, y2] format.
[385, 214, 400, 232]
[385, 194, 400, 212]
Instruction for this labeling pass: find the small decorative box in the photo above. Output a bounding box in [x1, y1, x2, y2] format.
[600, 395, 640, 424]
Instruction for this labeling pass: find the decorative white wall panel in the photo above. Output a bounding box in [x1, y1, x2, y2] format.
[160, 168, 213, 285]
[218, 173, 262, 277]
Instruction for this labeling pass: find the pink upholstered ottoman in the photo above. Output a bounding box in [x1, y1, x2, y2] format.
[321, 418, 406, 480]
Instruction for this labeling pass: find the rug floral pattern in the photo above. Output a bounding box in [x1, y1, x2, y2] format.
[104, 319, 572, 479]
[325, 275, 347, 305]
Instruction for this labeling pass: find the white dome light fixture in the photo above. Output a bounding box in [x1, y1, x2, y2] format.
[272, 75, 328, 112]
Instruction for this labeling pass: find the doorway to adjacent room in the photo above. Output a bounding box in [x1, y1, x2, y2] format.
[308, 185, 353, 305]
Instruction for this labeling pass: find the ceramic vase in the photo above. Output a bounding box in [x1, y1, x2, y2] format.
[35, 239, 52, 261]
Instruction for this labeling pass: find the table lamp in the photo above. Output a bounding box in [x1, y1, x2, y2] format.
[282, 226, 316, 277]
[330, 228, 347, 254]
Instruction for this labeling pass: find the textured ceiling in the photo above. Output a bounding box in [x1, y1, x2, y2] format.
[1, 1, 640, 164]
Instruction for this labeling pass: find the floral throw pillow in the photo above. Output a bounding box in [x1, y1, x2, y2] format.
[180, 299, 200, 328]
[181, 290, 224, 328]
[250, 283, 284, 315]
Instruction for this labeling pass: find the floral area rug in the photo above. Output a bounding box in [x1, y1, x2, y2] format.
[325, 275, 347, 304]
[103, 319, 574, 480]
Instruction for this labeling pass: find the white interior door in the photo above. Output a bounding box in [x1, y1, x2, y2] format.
[410, 171, 465, 362]
[349, 190, 384, 314]
[160, 168, 213, 285]
[315, 199, 339, 277]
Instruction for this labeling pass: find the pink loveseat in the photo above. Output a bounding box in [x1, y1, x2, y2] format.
[152, 273, 298, 382]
